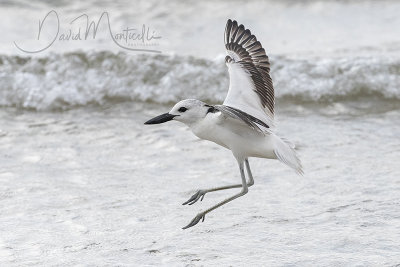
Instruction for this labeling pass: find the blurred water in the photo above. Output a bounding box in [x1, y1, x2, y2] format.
[2, 0, 400, 57]
[1, 52, 400, 110]
[0, 0, 400, 266]
[0, 103, 399, 265]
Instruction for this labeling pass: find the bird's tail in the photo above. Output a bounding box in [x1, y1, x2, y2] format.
[272, 134, 303, 175]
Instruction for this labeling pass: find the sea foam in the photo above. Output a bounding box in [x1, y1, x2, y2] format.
[1, 51, 399, 110]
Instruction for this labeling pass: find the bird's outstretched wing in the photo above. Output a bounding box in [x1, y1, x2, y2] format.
[223, 19, 274, 127]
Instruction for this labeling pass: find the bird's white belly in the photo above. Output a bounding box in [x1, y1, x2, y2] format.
[190, 117, 276, 159]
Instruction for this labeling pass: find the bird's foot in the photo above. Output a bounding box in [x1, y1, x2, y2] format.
[182, 212, 206, 229]
[182, 190, 207, 205]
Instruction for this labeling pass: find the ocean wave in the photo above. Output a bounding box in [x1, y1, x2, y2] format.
[0, 51, 399, 110]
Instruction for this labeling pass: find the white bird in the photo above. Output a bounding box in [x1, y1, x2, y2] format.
[145, 19, 303, 229]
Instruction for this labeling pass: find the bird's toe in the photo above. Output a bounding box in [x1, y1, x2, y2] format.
[182, 190, 206, 205]
[182, 213, 206, 229]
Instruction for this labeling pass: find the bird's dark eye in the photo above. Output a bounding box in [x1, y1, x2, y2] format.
[178, 107, 188, 113]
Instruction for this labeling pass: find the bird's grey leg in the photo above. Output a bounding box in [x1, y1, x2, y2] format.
[182, 160, 249, 229]
[245, 158, 254, 186]
[182, 158, 254, 205]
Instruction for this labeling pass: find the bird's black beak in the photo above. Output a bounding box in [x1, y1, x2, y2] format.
[144, 113, 177, 125]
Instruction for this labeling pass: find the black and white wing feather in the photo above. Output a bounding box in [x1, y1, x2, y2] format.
[223, 19, 274, 127]
[214, 105, 269, 133]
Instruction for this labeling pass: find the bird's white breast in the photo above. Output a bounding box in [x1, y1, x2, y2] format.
[190, 113, 276, 159]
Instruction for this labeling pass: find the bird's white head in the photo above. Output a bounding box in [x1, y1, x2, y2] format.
[144, 99, 213, 126]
